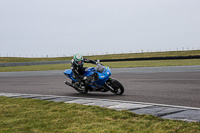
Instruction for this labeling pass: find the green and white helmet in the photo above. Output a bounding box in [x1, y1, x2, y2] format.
[73, 54, 84, 66]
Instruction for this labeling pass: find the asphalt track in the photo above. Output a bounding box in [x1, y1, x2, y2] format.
[0, 65, 200, 108]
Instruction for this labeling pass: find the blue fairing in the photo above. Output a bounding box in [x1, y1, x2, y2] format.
[84, 67, 95, 77]
[64, 69, 77, 82]
[64, 65, 112, 89]
[85, 66, 112, 87]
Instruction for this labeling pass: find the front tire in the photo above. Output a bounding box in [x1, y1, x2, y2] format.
[106, 79, 124, 95]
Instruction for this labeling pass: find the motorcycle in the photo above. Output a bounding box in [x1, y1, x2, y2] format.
[64, 64, 124, 95]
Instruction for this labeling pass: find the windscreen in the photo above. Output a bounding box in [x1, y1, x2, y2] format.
[95, 64, 105, 73]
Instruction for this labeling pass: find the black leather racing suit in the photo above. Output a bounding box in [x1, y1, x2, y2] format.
[71, 58, 97, 82]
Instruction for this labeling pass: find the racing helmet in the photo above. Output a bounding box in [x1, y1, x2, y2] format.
[73, 54, 84, 66]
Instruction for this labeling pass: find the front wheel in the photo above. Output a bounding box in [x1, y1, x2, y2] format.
[105, 79, 124, 95]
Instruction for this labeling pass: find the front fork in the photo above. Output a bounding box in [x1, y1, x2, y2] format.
[104, 78, 116, 93]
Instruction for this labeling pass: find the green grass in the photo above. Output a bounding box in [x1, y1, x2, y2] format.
[92, 50, 200, 60]
[1, 50, 200, 63]
[0, 97, 199, 133]
[0, 57, 71, 63]
[0, 59, 200, 72]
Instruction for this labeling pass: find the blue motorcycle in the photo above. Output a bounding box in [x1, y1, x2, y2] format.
[64, 64, 124, 95]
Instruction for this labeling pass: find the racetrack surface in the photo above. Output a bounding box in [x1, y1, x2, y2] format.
[0, 65, 200, 108]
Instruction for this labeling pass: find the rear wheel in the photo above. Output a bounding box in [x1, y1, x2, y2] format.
[106, 79, 124, 95]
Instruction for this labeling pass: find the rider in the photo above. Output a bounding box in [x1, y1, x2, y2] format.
[71, 53, 100, 88]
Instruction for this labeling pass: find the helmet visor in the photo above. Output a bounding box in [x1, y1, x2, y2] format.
[77, 60, 82, 64]
[75, 60, 83, 66]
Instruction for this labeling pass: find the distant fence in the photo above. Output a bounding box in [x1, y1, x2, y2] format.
[1, 48, 200, 58]
[0, 55, 200, 67]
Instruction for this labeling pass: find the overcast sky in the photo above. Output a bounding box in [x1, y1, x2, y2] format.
[0, 0, 200, 57]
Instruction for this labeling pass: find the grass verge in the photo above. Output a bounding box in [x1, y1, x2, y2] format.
[0, 59, 200, 72]
[0, 97, 200, 133]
